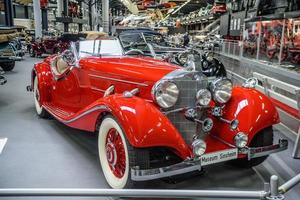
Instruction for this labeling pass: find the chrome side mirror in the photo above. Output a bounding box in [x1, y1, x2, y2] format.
[61, 50, 76, 66]
[243, 77, 258, 88]
[185, 54, 196, 71]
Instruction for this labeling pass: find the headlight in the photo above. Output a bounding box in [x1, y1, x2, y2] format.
[192, 139, 207, 156]
[234, 132, 248, 148]
[211, 78, 233, 104]
[196, 89, 211, 106]
[152, 80, 179, 109]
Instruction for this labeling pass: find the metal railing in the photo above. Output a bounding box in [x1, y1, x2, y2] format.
[219, 40, 242, 58]
[252, 72, 300, 159]
[0, 174, 300, 199]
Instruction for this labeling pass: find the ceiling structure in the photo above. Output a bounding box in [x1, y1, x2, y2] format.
[11, 0, 211, 17]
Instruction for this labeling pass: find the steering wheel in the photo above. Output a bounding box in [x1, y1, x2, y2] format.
[125, 49, 144, 56]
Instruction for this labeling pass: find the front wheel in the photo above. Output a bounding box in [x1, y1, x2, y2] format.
[230, 127, 273, 168]
[33, 76, 49, 118]
[98, 115, 143, 189]
[1, 61, 15, 71]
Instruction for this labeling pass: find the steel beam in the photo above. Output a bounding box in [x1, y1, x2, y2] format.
[41, 8, 48, 31]
[33, 0, 42, 38]
[102, 0, 109, 33]
[4, 0, 14, 27]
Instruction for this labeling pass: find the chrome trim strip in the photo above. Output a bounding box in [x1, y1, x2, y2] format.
[91, 87, 106, 93]
[211, 135, 236, 148]
[131, 160, 201, 181]
[246, 139, 288, 160]
[89, 74, 148, 87]
[44, 105, 110, 124]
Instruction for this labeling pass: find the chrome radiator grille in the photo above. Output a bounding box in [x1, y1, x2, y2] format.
[165, 78, 207, 145]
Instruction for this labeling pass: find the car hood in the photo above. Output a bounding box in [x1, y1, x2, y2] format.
[83, 56, 181, 83]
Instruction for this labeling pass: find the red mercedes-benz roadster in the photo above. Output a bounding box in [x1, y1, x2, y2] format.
[29, 38, 287, 189]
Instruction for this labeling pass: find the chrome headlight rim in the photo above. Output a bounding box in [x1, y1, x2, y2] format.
[192, 139, 207, 156]
[210, 78, 233, 104]
[234, 132, 248, 148]
[152, 80, 179, 109]
[196, 89, 212, 106]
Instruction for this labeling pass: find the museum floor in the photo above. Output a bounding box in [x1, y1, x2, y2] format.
[0, 56, 300, 200]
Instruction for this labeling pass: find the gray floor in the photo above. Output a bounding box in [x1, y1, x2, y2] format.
[0, 56, 299, 200]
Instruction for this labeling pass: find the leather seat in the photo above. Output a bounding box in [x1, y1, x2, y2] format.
[56, 57, 69, 74]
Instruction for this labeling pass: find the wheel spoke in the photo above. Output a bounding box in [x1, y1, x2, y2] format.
[105, 128, 126, 179]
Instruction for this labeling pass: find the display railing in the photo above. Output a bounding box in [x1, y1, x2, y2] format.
[0, 174, 300, 199]
[219, 40, 241, 58]
[252, 72, 300, 159]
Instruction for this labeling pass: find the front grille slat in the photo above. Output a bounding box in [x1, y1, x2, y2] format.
[166, 78, 207, 145]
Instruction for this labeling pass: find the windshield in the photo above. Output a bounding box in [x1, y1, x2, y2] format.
[143, 33, 166, 45]
[77, 39, 124, 58]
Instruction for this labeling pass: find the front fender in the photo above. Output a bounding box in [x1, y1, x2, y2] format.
[211, 86, 279, 145]
[32, 62, 53, 103]
[99, 95, 192, 159]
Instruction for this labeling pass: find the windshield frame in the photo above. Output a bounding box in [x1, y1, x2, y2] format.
[75, 38, 125, 59]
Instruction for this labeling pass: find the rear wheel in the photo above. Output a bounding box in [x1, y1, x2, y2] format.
[98, 115, 146, 189]
[1, 61, 15, 71]
[33, 76, 49, 118]
[230, 127, 273, 168]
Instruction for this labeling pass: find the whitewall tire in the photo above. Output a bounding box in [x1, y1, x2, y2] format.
[98, 116, 132, 189]
[33, 76, 49, 118]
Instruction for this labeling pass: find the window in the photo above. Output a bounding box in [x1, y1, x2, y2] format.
[78, 40, 124, 58]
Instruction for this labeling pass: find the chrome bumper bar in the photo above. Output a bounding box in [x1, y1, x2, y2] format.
[131, 139, 288, 181]
[245, 139, 288, 160]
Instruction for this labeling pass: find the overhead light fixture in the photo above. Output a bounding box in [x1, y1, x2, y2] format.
[159, 0, 192, 23]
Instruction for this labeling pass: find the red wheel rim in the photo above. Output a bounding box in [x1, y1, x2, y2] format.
[105, 128, 126, 178]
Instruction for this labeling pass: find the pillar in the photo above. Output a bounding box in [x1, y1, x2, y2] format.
[102, 0, 109, 33]
[63, 0, 69, 32]
[41, 8, 48, 31]
[33, 0, 42, 38]
[4, 0, 14, 26]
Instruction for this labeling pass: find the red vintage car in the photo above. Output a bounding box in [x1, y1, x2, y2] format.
[29, 33, 84, 57]
[29, 38, 288, 189]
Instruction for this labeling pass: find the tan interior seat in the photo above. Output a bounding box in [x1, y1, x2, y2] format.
[56, 57, 69, 74]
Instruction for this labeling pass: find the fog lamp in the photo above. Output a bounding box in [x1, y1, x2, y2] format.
[192, 139, 207, 156]
[234, 132, 248, 148]
[196, 89, 211, 106]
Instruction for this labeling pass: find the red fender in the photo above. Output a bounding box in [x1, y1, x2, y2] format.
[32, 61, 53, 103]
[99, 95, 192, 159]
[211, 86, 279, 146]
[63, 94, 192, 159]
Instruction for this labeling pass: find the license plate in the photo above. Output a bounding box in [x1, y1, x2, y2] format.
[201, 148, 238, 166]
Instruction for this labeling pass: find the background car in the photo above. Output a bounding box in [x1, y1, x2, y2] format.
[0, 67, 6, 85]
[119, 29, 185, 58]
[0, 27, 22, 71]
[29, 33, 85, 57]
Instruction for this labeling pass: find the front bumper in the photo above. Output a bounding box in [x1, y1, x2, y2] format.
[131, 139, 288, 181]
[0, 56, 22, 62]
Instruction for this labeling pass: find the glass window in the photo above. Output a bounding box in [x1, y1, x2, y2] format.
[78, 40, 123, 58]
[14, 5, 26, 18]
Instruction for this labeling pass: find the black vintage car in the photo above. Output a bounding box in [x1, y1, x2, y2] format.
[118, 29, 185, 59]
[0, 67, 7, 85]
[0, 27, 22, 71]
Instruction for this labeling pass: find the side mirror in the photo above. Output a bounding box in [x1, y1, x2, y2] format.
[61, 50, 76, 66]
